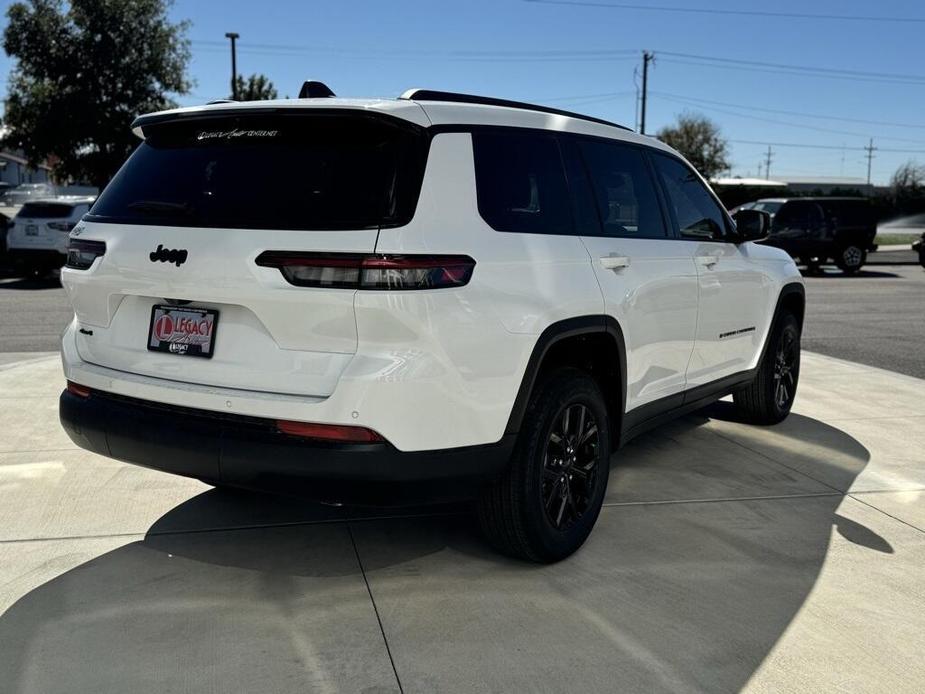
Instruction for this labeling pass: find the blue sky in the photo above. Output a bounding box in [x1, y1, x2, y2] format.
[4, 0, 925, 184]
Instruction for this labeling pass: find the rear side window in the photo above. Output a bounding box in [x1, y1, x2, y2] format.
[773, 201, 824, 230]
[820, 200, 873, 226]
[88, 113, 428, 230]
[472, 130, 572, 235]
[651, 153, 730, 241]
[578, 139, 666, 238]
[18, 203, 75, 218]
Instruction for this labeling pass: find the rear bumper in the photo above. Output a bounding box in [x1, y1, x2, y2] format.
[59, 388, 514, 499]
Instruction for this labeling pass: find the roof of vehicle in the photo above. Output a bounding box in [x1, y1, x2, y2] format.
[131, 91, 676, 156]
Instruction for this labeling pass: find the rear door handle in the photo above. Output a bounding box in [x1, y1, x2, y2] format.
[600, 255, 630, 270]
[695, 254, 720, 268]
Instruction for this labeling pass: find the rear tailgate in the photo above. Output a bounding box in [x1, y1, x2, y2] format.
[63, 108, 429, 397]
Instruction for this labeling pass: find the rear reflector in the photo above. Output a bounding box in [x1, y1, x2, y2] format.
[276, 420, 385, 443]
[256, 252, 475, 290]
[66, 380, 92, 398]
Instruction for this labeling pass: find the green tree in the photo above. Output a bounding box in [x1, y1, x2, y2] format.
[656, 112, 731, 179]
[2, 0, 191, 188]
[233, 73, 278, 101]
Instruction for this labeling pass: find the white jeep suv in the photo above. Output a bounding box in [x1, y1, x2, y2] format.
[6, 197, 96, 275]
[59, 87, 804, 562]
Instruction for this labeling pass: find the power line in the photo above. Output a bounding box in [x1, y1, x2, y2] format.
[522, 0, 925, 24]
[191, 39, 639, 60]
[730, 139, 925, 155]
[653, 93, 925, 145]
[658, 51, 925, 84]
[651, 91, 925, 131]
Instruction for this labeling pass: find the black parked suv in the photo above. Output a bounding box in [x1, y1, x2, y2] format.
[753, 197, 877, 274]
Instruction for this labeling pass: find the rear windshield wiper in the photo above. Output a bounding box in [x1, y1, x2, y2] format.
[127, 200, 195, 217]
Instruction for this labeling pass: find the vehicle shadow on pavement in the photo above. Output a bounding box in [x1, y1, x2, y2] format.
[0, 412, 882, 693]
[799, 268, 900, 279]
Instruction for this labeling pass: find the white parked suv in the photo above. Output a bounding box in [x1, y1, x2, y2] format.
[6, 197, 96, 275]
[59, 86, 804, 561]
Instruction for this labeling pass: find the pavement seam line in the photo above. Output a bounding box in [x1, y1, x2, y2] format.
[0, 509, 468, 544]
[348, 522, 404, 694]
[708, 428, 848, 494]
[0, 531, 146, 545]
[602, 491, 843, 508]
[848, 494, 925, 535]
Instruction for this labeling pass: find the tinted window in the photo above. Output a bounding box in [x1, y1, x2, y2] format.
[819, 200, 873, 225]
[88, 113, 427, 230]
[473, 130, 572, 235]
[560, 139, 602, 235]
[773, 201, 823, 230]
[579, 140, 666, 238]
[652, 154, 729, 241]
[18, 203, 76, 218]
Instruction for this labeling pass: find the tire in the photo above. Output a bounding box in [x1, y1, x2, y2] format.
[477, 367, 611, 563]
[799, 256, 821, 274]
[733, 312, 801, 425]
[835, 245, 865, 274]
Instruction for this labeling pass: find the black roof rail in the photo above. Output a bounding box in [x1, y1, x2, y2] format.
[399, 88, 632, 132]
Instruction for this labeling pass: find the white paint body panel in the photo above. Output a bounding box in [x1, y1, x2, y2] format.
[61, 96, 803, 453]
[580, 236, 698, 410]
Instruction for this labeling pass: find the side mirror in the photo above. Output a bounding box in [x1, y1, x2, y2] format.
[732, 209, 770, 242]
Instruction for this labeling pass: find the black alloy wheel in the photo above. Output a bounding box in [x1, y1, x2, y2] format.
[773, 327, 798, 410]
[542, 403, 601, 531]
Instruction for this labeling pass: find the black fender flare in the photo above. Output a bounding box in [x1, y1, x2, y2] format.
[504, 315, 627, 436]
[755, 282, 806, 368]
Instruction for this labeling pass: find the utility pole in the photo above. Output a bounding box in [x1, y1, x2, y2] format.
[225, 32, 239, 100]
[764, 145, 774, 180]
[864, 138, 877, 185]
[640, 51, 654, 135]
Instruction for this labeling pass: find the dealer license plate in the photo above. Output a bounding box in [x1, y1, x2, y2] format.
[147, 305, 218, 358]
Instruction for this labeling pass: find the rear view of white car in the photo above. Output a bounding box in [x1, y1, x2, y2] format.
[7, 197, 95, 275]
[59, 85, 804, 562]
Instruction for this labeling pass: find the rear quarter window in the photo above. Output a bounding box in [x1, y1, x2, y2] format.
[88, 112, 428, 231]
[472, 130, 573, 236]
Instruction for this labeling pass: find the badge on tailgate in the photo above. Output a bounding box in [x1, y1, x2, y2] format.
[147, 305, 219, 358]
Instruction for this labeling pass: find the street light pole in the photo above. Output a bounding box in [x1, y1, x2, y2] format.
[225, 32, 239, 100]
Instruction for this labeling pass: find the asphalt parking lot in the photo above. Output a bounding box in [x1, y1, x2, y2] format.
[1, 351, 923, 692]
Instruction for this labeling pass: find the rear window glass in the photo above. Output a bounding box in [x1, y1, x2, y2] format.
[472, 130, 573, 235]
[87, 113, 428, 230]
[18, 203, 75, 218]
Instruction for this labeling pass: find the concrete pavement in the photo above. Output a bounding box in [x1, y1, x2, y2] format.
[0, 352, 924, 693]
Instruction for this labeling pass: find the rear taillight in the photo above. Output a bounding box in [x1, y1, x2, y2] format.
[66, 239, 106, 270]
[48, 222, 77, 232]
[256, 252, 475, 290]
[277, 419, 385, 443]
